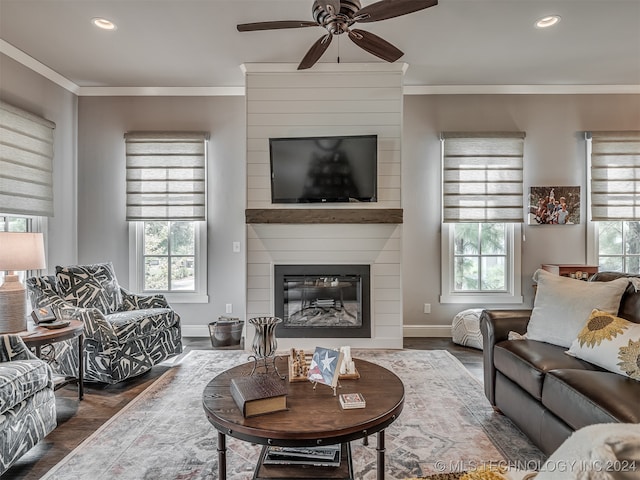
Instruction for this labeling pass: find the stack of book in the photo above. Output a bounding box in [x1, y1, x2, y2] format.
[339, 392, 366, 409]
[263, 445, 341, 467]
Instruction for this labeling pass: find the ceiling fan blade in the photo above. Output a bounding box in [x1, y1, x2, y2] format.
[298, 34, 333, 70]
[348, 29, 404, 62]
[354, 0, 437, 23]
[322, 0, 342, 16]
[237, 20, 318, 32]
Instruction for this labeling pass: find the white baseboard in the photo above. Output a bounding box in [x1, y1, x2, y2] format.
[183, 324, 452, 339]
[403, 325, 452, 338]
[181, 325, 210, 337]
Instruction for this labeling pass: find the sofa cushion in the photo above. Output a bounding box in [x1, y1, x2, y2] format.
[56, 262, 123, 314]
[542, 369, 640, 429]
[567, 309, 640, 380]
[527, 269, 630, 348]
[105, 308, 175, 345]
[0, 360, 53, 415]
[494, 339, 600, 400]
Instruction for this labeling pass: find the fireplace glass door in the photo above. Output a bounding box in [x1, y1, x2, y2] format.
[274, 265, 371, 338]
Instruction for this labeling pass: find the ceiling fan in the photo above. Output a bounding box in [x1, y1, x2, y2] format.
[237, 0, 437, 70]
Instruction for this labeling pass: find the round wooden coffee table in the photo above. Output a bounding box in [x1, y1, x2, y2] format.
[203, 357, 404, 480]
[21, 319, 85, 400]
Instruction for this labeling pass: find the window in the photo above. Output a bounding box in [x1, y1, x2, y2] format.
[129, 221, 207, 302]
[125, 132, 209, 303]
[596, 221, 640, 273]
[441, 223, 522, 303]
[440, 133, 524, 304]
[0, 215, 31, 232]
[587, 132, 640, 274]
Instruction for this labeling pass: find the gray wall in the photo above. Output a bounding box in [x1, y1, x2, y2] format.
[77, 97, 246, 331]
[0, 54, 78, 267]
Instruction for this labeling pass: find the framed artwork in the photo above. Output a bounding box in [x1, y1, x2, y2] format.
[528, 186, 580, 225]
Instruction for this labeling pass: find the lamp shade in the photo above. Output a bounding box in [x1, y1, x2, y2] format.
[0, 232, 46, 271]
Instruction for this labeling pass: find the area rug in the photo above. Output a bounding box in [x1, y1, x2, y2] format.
[41, 349, 546, 480]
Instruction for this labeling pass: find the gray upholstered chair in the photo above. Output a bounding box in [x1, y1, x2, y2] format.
[27, 262, 182, 384]
[0, 334, 56, 475]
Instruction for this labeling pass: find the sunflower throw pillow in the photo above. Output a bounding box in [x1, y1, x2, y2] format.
[567, 309, 640, 380]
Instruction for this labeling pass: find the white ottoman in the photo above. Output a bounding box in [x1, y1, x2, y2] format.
[451, 308, 484, 350]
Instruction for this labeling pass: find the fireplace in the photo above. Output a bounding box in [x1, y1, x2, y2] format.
[274, 265, 371, 338]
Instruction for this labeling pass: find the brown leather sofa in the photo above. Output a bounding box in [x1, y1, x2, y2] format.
[480, 272, 640, 455]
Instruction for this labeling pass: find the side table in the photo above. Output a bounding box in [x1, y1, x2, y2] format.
[20, 319, 85, 400]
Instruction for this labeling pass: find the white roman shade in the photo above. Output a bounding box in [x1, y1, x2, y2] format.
[590, 131, 640, 221]
[0, 101, 55, 217]
[441, 132, 525, 223]
[125, 131, 209, 221]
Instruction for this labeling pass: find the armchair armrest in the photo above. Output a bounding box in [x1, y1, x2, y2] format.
[0, 335, 38, 362]
[119, 288, 169, 310]
[63, 307, 118, 348]
[480, 309, 532, 406]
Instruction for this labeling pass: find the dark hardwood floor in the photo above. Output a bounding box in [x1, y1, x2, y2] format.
[5, 337, 483, 479]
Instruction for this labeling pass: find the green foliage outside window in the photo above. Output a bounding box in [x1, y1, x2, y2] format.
[453, 223, 507, 291]
[144, 221, 196, 291]
[0, 215, 28, 232]
[598, 221, 640, 274]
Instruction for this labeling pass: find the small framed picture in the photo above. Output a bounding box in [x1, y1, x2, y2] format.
[31, 306, 56, 324]
[307, 347, 344, 389]
[528, 186, 580, 225]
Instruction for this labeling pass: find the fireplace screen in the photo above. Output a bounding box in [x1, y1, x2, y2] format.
[274, 265, 371, 338]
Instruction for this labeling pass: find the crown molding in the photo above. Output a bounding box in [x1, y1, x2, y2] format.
[2, 41, 638, 97]
[240, 62, 409, 74]
[78, 86, 245, 96]
[403, 84, 640, 95]
[1, 39, 80, 94]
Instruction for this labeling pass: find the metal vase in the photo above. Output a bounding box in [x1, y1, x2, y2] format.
[248, 316, 284, 377]
[249, 316, 281, 358]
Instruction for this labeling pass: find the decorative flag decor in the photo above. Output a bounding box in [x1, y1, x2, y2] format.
[307, 347, 344, 395]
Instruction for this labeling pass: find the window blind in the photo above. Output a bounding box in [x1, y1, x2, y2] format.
[125, 132, 209, 221]
[0, 101, 55, 217]
[590, 131, 640, 221]
[441, 132, 525, 223]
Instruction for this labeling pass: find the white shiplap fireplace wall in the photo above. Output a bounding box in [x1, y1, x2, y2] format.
[243, 63, 404, 350]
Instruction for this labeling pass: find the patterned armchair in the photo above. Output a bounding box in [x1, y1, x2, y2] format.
[26, 262, 182, 384]
[0, 335, 56, 475]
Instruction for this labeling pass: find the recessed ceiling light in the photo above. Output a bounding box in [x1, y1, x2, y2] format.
[535, 15, 561, 29]
[92, 17, 117, 31]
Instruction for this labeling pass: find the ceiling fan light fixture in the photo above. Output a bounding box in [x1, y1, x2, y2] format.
[535, 15, 561, 29]
[92, 17, 117, 31]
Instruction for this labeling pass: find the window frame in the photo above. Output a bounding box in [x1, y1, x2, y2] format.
[440, 222, 523, 304]
[128, 221, 208, 303]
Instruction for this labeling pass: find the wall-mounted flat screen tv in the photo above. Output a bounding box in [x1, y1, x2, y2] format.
[269, 134, 377, 203]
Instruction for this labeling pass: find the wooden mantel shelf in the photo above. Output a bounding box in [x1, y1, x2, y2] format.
[245, 208, 403, 224]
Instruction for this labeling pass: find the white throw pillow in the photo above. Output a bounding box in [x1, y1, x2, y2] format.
[536, 423, 640, 480]
[527, 269, 629, 348]
[567, 309, 640, 380]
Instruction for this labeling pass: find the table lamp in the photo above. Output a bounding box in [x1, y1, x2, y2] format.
[0, 232, 46, 333]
